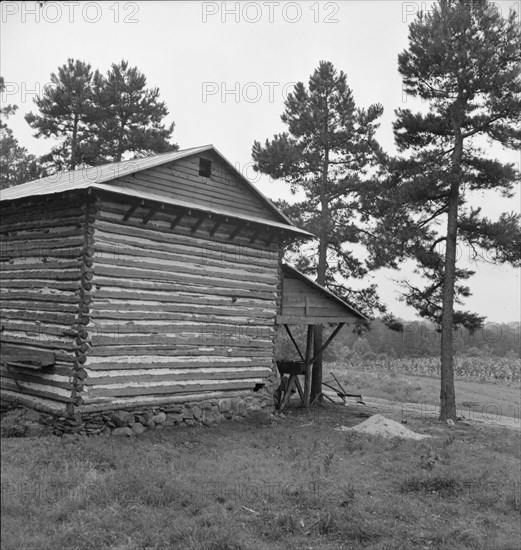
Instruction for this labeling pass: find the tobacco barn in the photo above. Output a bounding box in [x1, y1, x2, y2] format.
[0, 145, 364, 433]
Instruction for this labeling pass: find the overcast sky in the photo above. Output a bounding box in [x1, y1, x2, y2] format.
[1, 0, 520, 325]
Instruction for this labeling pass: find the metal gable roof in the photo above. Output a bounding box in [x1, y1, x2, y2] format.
[0, 144, 300, 230]
[0, 146, 211, 201]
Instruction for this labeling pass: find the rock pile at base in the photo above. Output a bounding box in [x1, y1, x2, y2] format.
[337, 414, 430, 440]
[0, 395, 276, 438]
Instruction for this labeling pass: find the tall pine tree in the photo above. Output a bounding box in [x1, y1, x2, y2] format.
[25, 59, 177, 171]
[1, 77, 44, 188]
[365, 0, 521, 419]
[93, 60, 177, 162]
[252, 61, 385, 402]
[25, 59, 100, 170]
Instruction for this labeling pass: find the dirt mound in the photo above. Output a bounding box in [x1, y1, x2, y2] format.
[337, 414, 430, 440]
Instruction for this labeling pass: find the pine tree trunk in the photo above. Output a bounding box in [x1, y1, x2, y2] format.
[310, 165, 329, 404]
[116, 122, 125, 163]
[439, 114, 463, 421]
[71, 114, 78, 170]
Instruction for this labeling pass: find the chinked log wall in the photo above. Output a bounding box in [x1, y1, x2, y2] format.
[0, 193, 94, 413]
[80, 193, 280, 411]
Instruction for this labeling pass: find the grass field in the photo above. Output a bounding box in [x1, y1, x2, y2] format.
[1, 361, 520, 550]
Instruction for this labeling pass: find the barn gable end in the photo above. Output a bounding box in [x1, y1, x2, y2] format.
[1, 146, 312, 426]
[108, 149, 282, 222]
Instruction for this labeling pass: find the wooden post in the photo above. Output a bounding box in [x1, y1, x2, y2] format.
[303, 324, 314, 408]
[309, 323, 345, 365]
[283, 324, 305, 362]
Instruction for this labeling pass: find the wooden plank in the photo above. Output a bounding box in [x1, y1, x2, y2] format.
[86, 320, 275, 333]
[304, 325, 314, 408]
[283, 324, 305, 361]
[0, 293, 79, 305]
[0, 260, 83, 272]
[77, 389, 253, 411]
[277, 315, 357, 324]
[0, 280, 81, 291]
[249, 228, 262, 244]
[84, 367, 272, 385]
[92, 283, 276, 302]
[0, 336, 76, 352]
[1, 368, 73, 390]
[92, 264, 278, 290]
[85, 358, 272, 370]
[228, 224, 243, 240]
[84, 378, 262, 399]
[89, 334, 273, 347]
[209, 220, 222, 237]
[142, 203, 161, 225]
[122, 200, 140, 221]
[0, 378, 74, 402]
[191, 213, 207, 234]
[86, 345, 272, 357]
[1, 345, 55, 366]
[170, 210, 185, 230]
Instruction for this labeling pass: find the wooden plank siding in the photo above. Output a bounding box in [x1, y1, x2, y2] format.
[108, 151, 282, 223]
[0, 194, 89, 409]
[80, 194, 280, 408]
[278, 268, 362, 324]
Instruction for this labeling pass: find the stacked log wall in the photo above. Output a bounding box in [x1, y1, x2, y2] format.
[80, 194, 280, 411]
[0, 193, 93, 413]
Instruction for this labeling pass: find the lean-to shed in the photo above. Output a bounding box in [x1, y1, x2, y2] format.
[0, 145, 363, 427]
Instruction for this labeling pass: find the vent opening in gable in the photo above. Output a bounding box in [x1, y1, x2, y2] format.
[199, 158, 212, 178]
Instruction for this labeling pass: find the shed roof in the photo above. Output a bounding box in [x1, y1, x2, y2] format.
[0, 145, 311, 238]
[278, 264, 367, 324]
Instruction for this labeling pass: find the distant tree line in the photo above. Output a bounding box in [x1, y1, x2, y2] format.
[276, 319, 520, 362]
[1, 58, 177, 189]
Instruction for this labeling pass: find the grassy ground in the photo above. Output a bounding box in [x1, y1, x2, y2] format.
[1, 400, 520, 550]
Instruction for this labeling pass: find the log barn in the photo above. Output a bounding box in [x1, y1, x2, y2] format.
[0, 145, 364, 431]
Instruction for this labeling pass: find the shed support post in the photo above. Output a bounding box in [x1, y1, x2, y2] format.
[303, 324, 314, 408]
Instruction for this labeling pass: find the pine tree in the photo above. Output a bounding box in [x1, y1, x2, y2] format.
[366, 0, 521, 419]
[1, 77, 44, 188]
[25, 59, 100, 170]
[252, 61, 385, 402]
[24, 59, 177, 171]
[94, 60, 177, 162]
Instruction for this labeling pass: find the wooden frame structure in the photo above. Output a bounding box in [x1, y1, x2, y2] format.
[0, 145, 366, 420]
[276, 265, 367, 409]
[0, 147, 312, 415]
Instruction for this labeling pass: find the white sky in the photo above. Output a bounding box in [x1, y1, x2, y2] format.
[1, 0, 519, 324]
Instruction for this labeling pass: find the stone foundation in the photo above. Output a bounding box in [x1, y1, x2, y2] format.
[0, 394, 275, 438]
